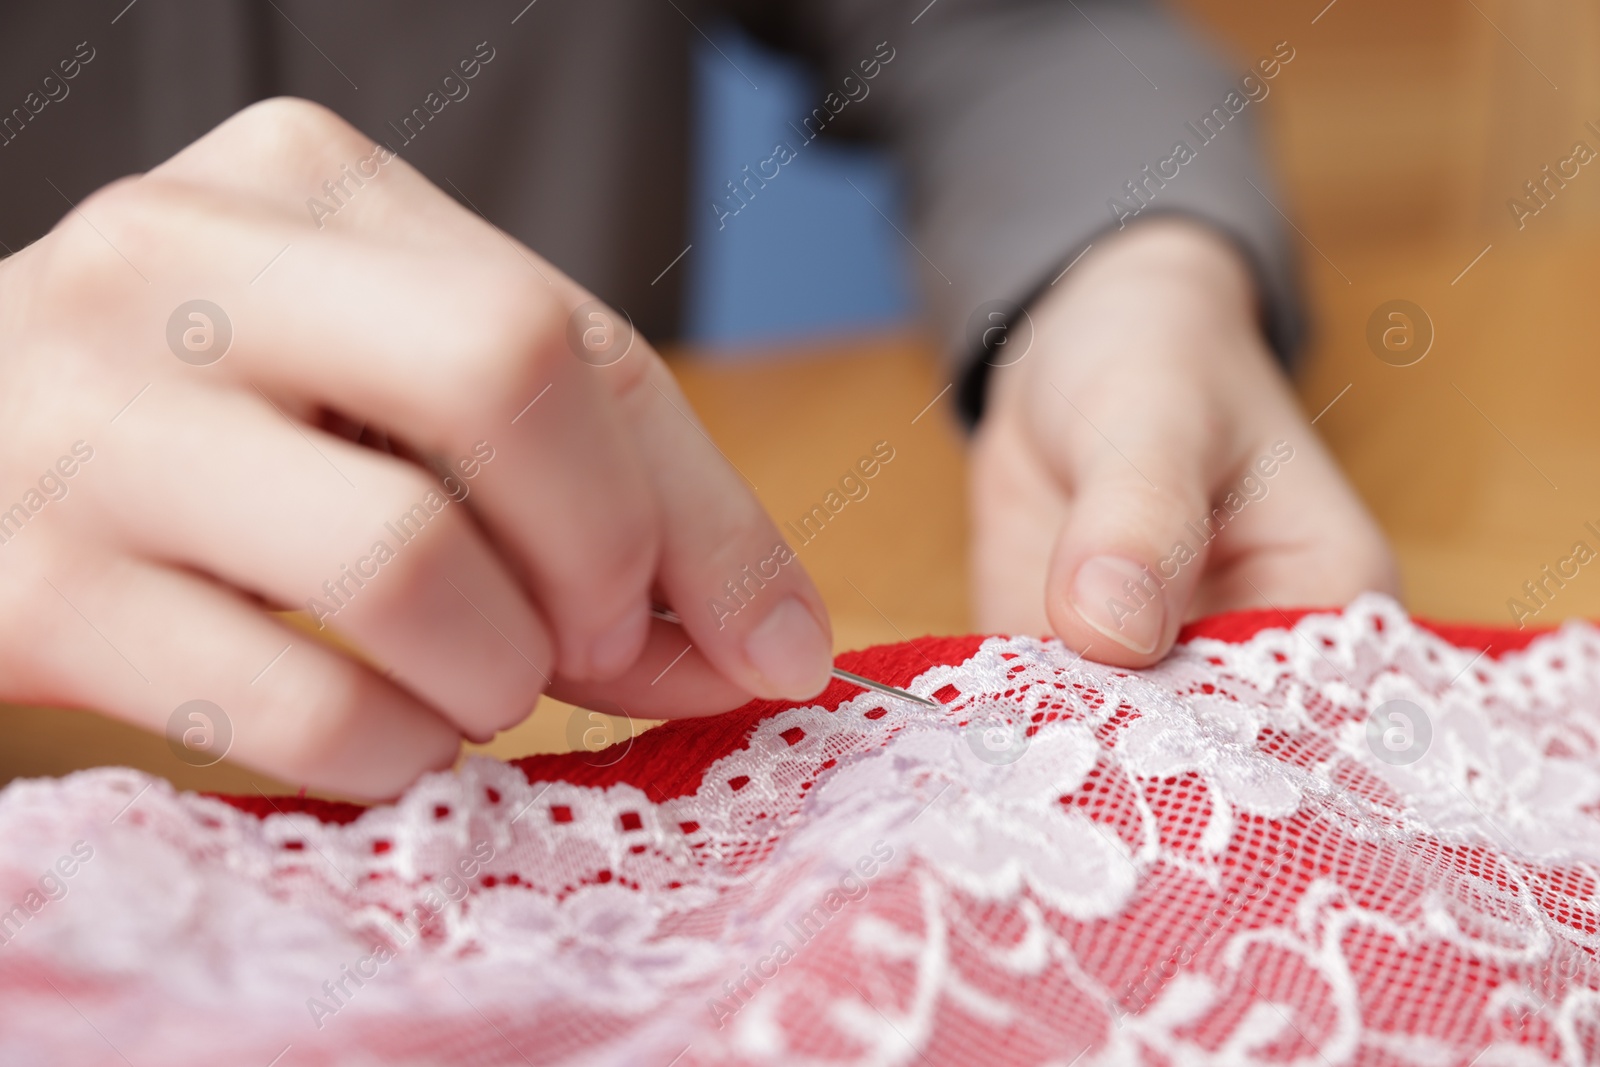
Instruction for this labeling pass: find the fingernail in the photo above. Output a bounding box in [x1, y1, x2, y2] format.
[1070, 555, 1165, 655]
[744, 597, 832, 700]
[588, 604, 649, 679]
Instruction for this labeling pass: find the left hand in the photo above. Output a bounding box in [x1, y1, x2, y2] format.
[968, 218, 1398, 666]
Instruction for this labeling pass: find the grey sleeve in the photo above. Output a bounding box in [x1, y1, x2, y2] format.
[723, 0, 1304, 423]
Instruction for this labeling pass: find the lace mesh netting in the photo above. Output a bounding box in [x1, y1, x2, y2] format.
[1, 594, 1598, 1065]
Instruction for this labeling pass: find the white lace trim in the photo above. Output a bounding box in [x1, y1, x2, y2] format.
[1, 594, 1597, 1066]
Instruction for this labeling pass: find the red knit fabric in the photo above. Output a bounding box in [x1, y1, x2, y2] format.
[216, 616, 1544, 822]
[1177, 604, 1554, 656]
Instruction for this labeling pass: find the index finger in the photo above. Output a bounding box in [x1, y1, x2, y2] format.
[597, 350, 835, 702]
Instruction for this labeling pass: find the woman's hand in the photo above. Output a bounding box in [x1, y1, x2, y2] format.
[0, 99, 833, 798]
[970, 218, 1398, 665]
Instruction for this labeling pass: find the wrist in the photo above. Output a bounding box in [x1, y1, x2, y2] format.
[1048, 218, 1259, 327]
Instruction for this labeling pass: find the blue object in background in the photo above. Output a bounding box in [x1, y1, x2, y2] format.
[682, 25, 916, 356]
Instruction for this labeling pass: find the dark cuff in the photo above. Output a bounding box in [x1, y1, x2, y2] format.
[955, 209, 1306, 428]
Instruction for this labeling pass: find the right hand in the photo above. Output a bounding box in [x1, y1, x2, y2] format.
[0, 98, 833, 798]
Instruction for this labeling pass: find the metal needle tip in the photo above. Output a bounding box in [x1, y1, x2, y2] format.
[828, 667, 940, 708]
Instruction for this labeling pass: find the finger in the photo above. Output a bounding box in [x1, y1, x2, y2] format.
[57, 175, 660, 686]
[100, 381, 554, 741]
[1186, 433, 1401, 615]
[1042, 396, 1221, 667]
[457, 349, 659, 685]
[968, 404, 1071, 637]
[13, 557, 460, 799]
[547, 618, 755, 719]
[599, 354, 834, 702]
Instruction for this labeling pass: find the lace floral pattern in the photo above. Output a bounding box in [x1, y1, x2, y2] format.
[1, 594, 1598, 1065]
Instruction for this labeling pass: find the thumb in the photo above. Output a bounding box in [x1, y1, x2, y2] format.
[1044, 433, 1217, 668]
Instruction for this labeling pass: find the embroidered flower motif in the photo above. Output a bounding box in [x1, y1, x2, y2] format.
[0, 595, 1596, 1066]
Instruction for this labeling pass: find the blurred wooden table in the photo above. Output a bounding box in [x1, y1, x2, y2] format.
[1298, 232, 1600, 623]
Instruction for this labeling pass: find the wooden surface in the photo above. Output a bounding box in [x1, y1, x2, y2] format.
[1172, 0, 1600, 622]
[7, 0, 1600, 787]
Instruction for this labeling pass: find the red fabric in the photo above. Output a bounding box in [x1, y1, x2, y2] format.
[1178, 604, 1554, 658]
[216, 634, 987, 821]
[217, 616, 1548, 823]
[511, 633, 988, 802]
[215, 792, 367, 824]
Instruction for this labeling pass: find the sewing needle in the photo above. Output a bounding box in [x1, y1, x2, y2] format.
[648, 607, 939, 708]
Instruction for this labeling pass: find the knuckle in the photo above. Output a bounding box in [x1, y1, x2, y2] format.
[606, 341, 666, 406]
[69, 174, 145, 228]
[53, 178, 228, 298]
[78, 181, 170, 268]
[36, 177, 148, 299]
[434, 281, 563, 428]
[223, 97, 369, 162]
